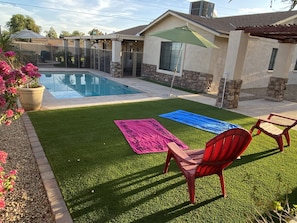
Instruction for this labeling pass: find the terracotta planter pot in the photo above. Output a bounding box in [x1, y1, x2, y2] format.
[17, 85, 45, 111]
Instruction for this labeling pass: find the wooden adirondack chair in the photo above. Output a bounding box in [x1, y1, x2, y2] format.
[250, 113, 297, 152]
[164, 128, 252, 204]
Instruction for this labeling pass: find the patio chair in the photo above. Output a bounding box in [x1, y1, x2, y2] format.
[164, 128, 252, 204]
[250, 113, 297, 152]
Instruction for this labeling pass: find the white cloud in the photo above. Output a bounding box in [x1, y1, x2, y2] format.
[2, 0, 294, 37]
[96, 0, 112, 10]
[0, 0, 160, 35]
[0, 3, 42, 32]
[34, 0, 145, 34]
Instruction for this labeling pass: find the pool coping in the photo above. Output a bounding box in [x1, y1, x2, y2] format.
[22, 113, 73, 223]
[38, 68, 195, 111]
[40, 71, 142, 99]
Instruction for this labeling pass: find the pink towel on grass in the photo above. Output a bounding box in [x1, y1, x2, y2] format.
[114, 118, 188, 154]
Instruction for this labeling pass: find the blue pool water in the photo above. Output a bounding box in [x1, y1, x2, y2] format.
[40, 72, 142, 99]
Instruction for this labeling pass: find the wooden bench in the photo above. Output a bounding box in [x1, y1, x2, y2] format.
[250, 113, 297, 152]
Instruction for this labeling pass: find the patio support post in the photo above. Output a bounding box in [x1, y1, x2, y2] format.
[63, 39, 68, 68]
[84, 39, 91, 68]
[111, 38, 122, 77]
[266, 43, 294, 101]
[84, 40, 91, 68]
[74, 39, 80, 68]
[216, 30, 248, 109]
[132, 52, 137, 77]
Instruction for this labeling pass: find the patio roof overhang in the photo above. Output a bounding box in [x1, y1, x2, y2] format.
[236, 24, 297, 44]
[64, 34, 144, 42]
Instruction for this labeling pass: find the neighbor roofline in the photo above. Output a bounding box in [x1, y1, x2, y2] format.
[64, 34, 144, 41]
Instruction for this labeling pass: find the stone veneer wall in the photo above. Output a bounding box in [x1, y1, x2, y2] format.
[265, 77, 288, 102]
[215, 78, 243, 109]
[142, 63, 213, 93]
[110, 62, 122, 78]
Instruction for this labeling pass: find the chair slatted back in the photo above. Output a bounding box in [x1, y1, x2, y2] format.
[196, 128, 252, 177]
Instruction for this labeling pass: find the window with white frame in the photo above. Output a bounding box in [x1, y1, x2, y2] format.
[159, 42, 182, 72]
[268, 48, 278, 70]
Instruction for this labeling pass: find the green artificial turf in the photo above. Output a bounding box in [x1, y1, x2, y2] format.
[28, 98, 297, 223]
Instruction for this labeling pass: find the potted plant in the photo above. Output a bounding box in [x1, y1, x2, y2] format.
[0, 49, 44, 112]
[16, 63, 44, 111]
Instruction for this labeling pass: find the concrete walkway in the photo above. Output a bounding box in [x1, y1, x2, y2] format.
[39, 68, 297, 121]
[181, 94, 297, 126]
[24, 69, 297, 222]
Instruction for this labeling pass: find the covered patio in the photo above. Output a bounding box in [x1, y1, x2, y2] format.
[216, 24, 297, 109]
[63, 33, 144, 78]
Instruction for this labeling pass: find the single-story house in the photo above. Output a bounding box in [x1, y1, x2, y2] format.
[63, 8, 297, 108]
[138, 9, 297, 107]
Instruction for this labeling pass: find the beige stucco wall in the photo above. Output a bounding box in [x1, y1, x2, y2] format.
[239, 16, 297, 89]
[143, 15, 217, 77]
[207, 37, 228, 91]
[143, 16, 186, 67]
[182, 26, 216, 74]
[241, 37, 279, 89]
[183, 43, 214, 74]
[241, 37, 297, 89]
[288, 46, 297, 84]
[143, 14, 297, 92]
[211, 35, 297, 91]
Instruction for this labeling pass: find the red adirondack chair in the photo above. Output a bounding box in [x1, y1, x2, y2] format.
[164, 128, 252, 204]
[250, 113, 297, 152]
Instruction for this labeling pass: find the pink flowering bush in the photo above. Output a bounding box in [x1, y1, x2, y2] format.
[0, 48, 41, 125]
[0, 151, 17, 209]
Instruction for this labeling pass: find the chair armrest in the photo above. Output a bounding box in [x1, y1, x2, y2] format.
[257, 119, 291, 127]
[268, 113, 297, 122]
[262, 113, 297, 128]
[167, 142, 198, 165]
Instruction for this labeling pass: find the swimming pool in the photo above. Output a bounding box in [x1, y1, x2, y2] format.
[40, 72, 142, 99]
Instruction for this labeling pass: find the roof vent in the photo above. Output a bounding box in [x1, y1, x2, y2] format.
[189, 1, 215, 18]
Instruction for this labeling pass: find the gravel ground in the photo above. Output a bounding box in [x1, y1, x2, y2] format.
[0, 119, 54, 223]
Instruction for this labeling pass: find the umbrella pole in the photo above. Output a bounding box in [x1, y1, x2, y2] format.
[220, 72, 229, 108]
[169, 43, 184, 97]
[169, 70, 176, 96]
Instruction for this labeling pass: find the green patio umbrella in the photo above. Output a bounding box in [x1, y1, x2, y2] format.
[150, 25, 218, 96]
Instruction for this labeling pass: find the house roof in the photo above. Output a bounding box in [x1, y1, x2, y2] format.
[64, 25, 147, 41]
[65, 9, 297, 42]
[139, 10, 297, 36]
[174, 10, 297, 34]
[114, 25, 147, 35]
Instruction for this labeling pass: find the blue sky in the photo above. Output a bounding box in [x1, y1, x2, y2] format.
[0, 0, 293, 36]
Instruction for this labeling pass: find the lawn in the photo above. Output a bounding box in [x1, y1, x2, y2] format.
[28, 98, 297, 222]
